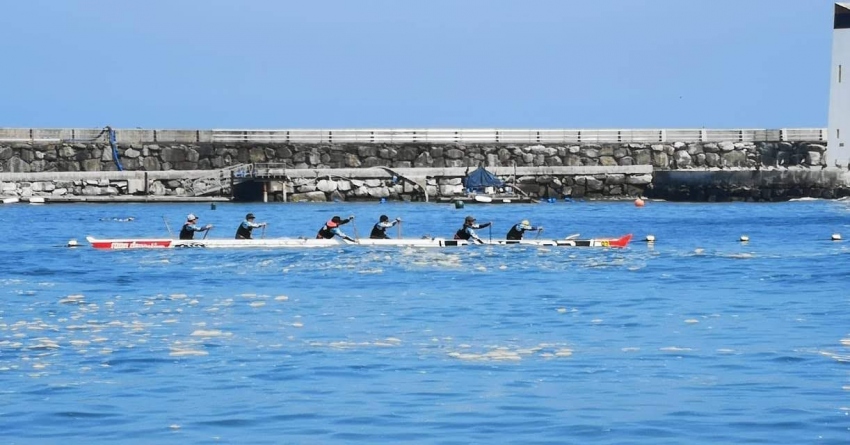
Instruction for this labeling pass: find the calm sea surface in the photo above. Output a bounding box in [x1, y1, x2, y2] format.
[1, 199, 849, 444]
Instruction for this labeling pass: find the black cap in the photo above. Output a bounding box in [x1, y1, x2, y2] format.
[246, 213, 255, 219]
[331, 216, 341, 223]
[380, 215, 389, 222]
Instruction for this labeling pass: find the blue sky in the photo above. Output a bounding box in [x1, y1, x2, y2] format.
[0, 0, 838, 129]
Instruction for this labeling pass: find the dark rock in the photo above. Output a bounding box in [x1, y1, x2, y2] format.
[7, 157, 30, 172]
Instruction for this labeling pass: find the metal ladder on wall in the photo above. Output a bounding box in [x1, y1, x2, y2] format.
[186, 164, 254, 196]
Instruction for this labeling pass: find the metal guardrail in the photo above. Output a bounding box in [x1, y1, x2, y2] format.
[0, 128, 828, 144]
[211, 128, 827, 144]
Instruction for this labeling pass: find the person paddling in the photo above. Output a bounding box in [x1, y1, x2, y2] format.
[454, 215, 491, 244]
[235, 213, 267, 239]
[179, 214, 213, 240]
[317, 215, 356, 242]
[506, 219, 542, 240]
[370, 215, 402, 239]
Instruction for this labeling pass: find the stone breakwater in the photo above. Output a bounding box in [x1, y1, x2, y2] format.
[0, 139, 842, 202]
[0, 140, 828, 173]
[0, 167, 653, 202]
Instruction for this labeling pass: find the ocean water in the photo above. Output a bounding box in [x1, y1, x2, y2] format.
[1, 199, 849, 444]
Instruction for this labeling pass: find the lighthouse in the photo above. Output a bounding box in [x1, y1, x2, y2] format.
[828, 3, 850, 167]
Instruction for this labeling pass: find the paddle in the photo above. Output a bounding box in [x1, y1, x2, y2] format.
[535, 227, 543, 239]
[203, 226, 212, 239]
[351, 216, 359, 241]
[261, 224, 266, 239]
[162, 216, 174, 238]
[397, 220, 402, 239]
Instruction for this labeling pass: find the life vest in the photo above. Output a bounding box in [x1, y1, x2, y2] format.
[370, 222, 389, 239]
[316, 220, 338, 239]
[506, 224, 525, 240]
[454, 225, 472, 240]
[235, 222, 253, 239]
[179, 223, 195, 240]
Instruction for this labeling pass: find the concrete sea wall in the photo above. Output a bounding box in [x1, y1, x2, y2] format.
[0, 140, 829, 173]
[0, 129, 845, 202]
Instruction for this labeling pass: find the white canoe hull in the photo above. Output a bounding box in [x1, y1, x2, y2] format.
[85, 236, 467, 249]
[85, 234, 632, 250]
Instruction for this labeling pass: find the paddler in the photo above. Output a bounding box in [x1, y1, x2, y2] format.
[505, 219, 542, 240]
[317, 215, 356, 242]
[235, 213, 267, 239]
[369, 214, 402, 239]
[454, 215, 491, 244]
[180, 213, 213, 240]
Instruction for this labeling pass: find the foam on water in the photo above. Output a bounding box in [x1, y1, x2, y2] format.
[1, 201, 849, 443]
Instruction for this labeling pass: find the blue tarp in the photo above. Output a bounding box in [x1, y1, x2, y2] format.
[463, 166, 504, 192]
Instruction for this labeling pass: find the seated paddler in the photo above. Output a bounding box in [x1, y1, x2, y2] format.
[317, 215, 356, 242]
[235, 213, 267, 239]
[370, 215, 402, 239]
[505, 219, 542, 240]
[454, 215, 491, 244]
[180, 214, 213, 240]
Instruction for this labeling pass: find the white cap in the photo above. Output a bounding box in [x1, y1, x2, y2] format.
[187, 214, 197, 221]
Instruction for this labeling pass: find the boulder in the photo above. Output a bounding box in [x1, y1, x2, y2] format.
[651, 152, 669, 168]
[806, 151, 822, 166]
[414, 152, 433, 167]
[673, 150, 692, 168]
[626, 174, 653, 185]
[317, 179, 338, 192]
[445, 148, 464, 159]
[290, 191, 327, 202]
[345, 154, 362, 168]
[7, 157, 31, 173]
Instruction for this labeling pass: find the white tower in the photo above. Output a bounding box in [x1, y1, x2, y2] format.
[828, 3, 850, 167]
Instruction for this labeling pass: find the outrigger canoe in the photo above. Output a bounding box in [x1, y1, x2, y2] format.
[84, 234, 632, 250]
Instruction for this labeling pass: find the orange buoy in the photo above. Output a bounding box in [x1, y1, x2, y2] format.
[634, 198, 645, 207]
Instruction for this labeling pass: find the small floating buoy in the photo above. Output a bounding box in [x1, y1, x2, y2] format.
[380, 198, 387, 204]
[832, 233, 842, 241]
[454, 200, 464, 209]
[210, 203, 216, 210]
[740, 235, 749, 242]
[634, 198, 645, 207]
[66, 239, 79, 248]
[645, 235, 656, 242]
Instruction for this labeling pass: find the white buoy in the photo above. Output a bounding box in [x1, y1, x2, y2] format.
[645, 235, 656, 242]
[66, 239, 79, 248]
[740, 235, 750, 242]
[832, 233, 842, 241]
